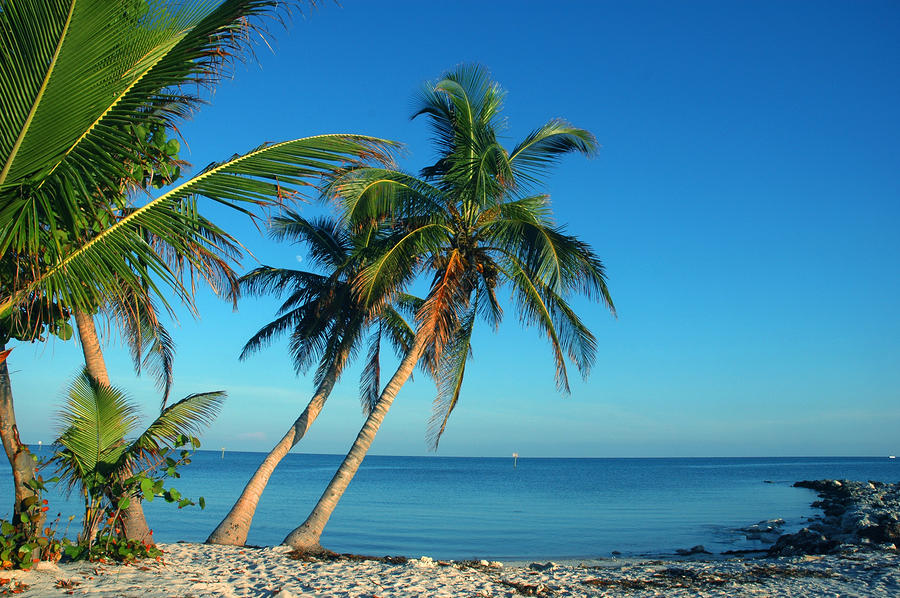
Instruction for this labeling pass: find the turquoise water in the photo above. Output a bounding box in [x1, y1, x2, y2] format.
[2, 453, 898, 560]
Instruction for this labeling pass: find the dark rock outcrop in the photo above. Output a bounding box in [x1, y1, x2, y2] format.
[767, 479, 900, 556]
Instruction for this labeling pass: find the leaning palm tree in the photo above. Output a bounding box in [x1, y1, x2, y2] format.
[0, 0, 394, 532]
[52, 370, 223, 547]
[282, 65, 615, 553]
[207, 211, 424, 545]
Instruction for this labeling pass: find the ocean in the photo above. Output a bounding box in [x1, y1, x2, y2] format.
[3, 452, 897, 560]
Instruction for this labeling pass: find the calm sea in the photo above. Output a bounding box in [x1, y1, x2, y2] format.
[2, 452, 898, 560]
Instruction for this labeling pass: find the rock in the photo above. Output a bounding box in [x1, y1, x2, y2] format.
[739, 519, 785, 542]
[528, 561, 558, 571]
[769, 528, 838, 556]
[675, 545, 710, 556]
[771, 479, 900, 556]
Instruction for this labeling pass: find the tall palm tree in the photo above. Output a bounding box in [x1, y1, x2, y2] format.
[52, 370, 223, 547]
[282, 65, 615, 553]
[0, 0, 394, 532]
[207, 211, 424, 545]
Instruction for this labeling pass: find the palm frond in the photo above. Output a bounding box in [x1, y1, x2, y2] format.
[501, 254, 571, 393]
[0, 0, 296, 258]
[507, 119, 598, 187]
[427, 297, 477, 450]
[54, 370, 140, 490]
[413, 64, 505, 159]
[130, 390, 225, 460]
[378, 303, 416, 358]
[358, 328, 381, 416]
[0, 135, 394, 321]
[269, 211, 349, 270]
[353, 222, 450, 309]
[239, 266, 330, 300]
[103, 290, 176, 409]
[326, 167, 445, 228]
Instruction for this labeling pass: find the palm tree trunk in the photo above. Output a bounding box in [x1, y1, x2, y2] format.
[73, 310, 152, 543]
[282, 334, 428, 553]
[0, 343, 40, 529]
[206, 365, 339, 546]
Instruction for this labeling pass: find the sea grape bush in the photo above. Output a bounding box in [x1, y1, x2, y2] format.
[0, 435, 206, 568]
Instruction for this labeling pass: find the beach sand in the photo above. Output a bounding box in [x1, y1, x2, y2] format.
[4, 543, 898, 597]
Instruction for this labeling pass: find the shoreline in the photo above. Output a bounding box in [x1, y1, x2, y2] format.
[4, 479, 899, 596]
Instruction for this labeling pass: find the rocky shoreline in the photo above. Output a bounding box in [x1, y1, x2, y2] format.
[4, 479, 899, 597]
[767, 479, 900, 556]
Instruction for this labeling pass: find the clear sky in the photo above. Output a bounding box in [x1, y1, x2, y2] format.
[9, 1, 900, 457]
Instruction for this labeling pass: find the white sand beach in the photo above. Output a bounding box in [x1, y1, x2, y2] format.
[4, 543, 899, 597]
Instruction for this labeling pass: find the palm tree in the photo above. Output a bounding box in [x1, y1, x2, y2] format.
[207, 211, 424, 545]
[282, 65, 615, 553]
[0, 0, 394, 533]
[0, 257, 72, 526]
[52, 370, 223, 548]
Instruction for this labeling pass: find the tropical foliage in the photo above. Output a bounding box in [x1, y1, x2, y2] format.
[283, 64, 614, 552]
[0, 0, 395, 323]
[50, 370, 222, 555]
[0, 0, 394, 539]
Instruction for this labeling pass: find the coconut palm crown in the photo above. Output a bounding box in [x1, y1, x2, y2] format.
[331, 64, 615, 447]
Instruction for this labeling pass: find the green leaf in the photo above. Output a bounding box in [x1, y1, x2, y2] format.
[56, 321, 74, 341]
[198, 496, 205, 510]
[117, 497, 130, 510]
[140, 478, 154, 499]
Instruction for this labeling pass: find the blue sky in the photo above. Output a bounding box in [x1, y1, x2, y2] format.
[9, 0, 900, 457]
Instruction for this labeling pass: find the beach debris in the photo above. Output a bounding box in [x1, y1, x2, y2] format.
[528, 561, 558, 571]
[53, 579, 80, 590]
[0, 578, 28, 595]
[499, 579, 554, 596]
[410, 556, 435, 568]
